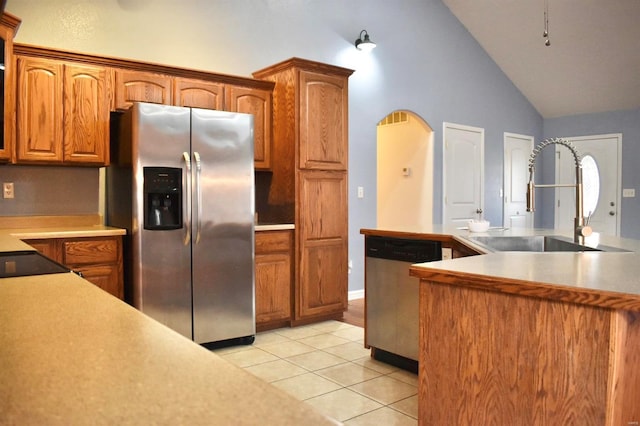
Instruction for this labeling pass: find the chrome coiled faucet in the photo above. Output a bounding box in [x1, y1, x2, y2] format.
[526, 137, 592, 243]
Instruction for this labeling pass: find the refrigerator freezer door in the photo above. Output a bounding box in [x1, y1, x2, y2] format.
[132, 103, 193, 340]
[190, 108, 255, 344]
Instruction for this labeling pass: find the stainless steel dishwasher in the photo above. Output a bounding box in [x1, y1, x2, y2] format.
[365, 236, 441, 371]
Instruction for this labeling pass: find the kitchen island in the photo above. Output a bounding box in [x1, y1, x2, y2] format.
[363, 227, 640, 425]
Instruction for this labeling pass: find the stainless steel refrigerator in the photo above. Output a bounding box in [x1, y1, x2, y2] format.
[106, 102, 255, 345]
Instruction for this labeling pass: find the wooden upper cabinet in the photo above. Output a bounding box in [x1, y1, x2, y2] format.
[299, 70, 348, 171]
[63, 63, 110, 164]
[0, 13, 20, 162]
[114, 69, 172, 110]
[225, 85, 272, 170]
[174, 77, 224, 110]
[16, 57, 64, 163]
[16, 56, 110, 165]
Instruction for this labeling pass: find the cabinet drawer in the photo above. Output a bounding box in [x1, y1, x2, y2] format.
[255, 230, 292, 254]
[62, 238, 119, 265]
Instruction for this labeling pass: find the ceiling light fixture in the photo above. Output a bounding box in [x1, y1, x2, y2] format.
[355, 30, 376, 52]
[543, 0, 551, 46]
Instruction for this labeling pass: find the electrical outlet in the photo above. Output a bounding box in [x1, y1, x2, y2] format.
[3, 182, 14, 199]
[442, 247, 452, 260]
[357, 186, 364, 198]
[623, 188, 635, 198]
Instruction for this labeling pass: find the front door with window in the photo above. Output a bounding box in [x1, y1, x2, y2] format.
[555, 134, 621, 236]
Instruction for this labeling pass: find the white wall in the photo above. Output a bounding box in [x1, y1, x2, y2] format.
[377, 113, 433, 229]
[5, 0, 544, 292]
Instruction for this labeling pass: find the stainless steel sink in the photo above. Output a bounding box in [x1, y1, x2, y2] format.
[468, 235, 610, 252]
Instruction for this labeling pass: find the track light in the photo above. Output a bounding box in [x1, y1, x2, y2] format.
[543, 0, 551, 46]
[355, 30, 376, 52]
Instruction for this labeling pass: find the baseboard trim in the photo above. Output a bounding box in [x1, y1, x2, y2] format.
[348, 289, 364, 301]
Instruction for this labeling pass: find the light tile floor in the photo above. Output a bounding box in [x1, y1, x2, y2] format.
[211, 320, 418, 425]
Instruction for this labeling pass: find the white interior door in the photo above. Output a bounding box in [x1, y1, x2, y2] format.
[555, 134, 621, 236]
[503, 133, 534, 228]
[443, 122, 484, 228]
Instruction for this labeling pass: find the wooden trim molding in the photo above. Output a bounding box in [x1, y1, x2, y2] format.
[0, 11, 20, 32]
[253, 56, 354, 79]
[13, 43, 275, 91]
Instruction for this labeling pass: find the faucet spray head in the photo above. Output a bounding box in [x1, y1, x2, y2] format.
[526, 180, 535, 212]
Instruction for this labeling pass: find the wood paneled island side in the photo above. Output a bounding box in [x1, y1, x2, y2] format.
[410, 252, 640, 425]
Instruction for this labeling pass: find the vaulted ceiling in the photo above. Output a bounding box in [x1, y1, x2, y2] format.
[442, 0, 640, 118]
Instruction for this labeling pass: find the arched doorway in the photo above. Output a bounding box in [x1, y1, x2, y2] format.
[376, 110, 434, 228]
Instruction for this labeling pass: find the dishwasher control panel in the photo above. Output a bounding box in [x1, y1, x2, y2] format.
[365, 236, 442, 263]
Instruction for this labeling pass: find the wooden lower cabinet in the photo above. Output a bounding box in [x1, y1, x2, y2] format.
[23, 236, 123, 299]
[295, 170, 348, 323]
[255, 230, 292, 331]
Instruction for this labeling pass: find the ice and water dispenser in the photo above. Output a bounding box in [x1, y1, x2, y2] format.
[143, 167, 182, 230]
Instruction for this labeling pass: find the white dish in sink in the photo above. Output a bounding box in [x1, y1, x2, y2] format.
[468, 220, 490, 233]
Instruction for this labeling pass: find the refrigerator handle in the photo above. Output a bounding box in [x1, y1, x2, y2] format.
[182, 152, 192, 245]
[193, 151, 202, 244]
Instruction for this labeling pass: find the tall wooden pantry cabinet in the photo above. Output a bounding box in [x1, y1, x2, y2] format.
[253, 58, 353, 325]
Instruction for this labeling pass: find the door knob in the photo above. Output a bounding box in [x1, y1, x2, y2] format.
[609, 211, 615, 216]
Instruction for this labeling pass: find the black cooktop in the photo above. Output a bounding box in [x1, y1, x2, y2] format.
[0, 251, 70, 278]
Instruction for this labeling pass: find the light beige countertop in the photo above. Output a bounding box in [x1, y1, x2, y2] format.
[362, 224, 640, 253]
[0, 272, 338, 425]
[5, 225, 126, 239]
[362, 226, 640, 311]
[0, 233, 36, 252]
[0, 214, 126, 240]
[255, 223, 295, 231]
[1, 214, 293, 236]
[411, 251, 640, 310]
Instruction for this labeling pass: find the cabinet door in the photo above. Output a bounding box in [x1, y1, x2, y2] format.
[16, 57, 64, 163]
[75, 264, 123, 299]
[297, 171, 348, 319]
[255, 230, 292, 327]
[63, 63, 110, 165]
[0, 19, 17, 162]
[174, 77, 224, 110]
[298, 70, 348, 170]
[114, 69, 172, 110]
[226, 85, 272, 170]
[255, 252, 291, 324]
